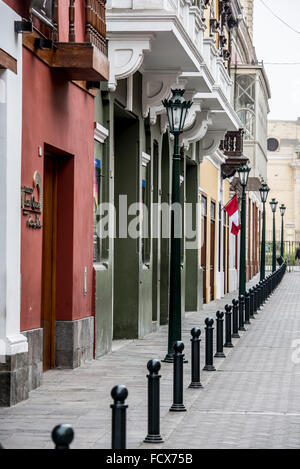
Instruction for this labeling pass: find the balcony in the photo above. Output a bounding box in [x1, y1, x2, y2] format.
[220, 129, 249, 179]
[22, 0, 109, 82]
[106, 0, 207, 91]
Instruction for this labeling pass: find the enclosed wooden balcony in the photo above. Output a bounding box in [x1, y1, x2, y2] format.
[23, 0, 109, 82]
[220, 129, 249, 179]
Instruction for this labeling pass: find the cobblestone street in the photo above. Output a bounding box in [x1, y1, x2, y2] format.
[1, 273, 300, 449]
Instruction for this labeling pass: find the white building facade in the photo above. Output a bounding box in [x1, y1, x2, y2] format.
[0, 1, 28, 406]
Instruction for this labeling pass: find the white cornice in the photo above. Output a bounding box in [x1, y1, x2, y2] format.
[94, 122, 109, 143]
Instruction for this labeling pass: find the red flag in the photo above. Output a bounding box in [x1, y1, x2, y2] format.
[224, 195, 241, 236]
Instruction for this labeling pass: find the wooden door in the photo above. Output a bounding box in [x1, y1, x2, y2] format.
[210, 201, 216, 301]
[201, 196, 207, 304]
[41, 156, 57, 371]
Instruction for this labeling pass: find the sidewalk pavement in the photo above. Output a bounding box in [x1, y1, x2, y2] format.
[1, 273, 300, 449]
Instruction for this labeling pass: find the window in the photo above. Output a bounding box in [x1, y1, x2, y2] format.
[32, 0, 54, 26]
[141, 153, 151, 265]
[267, 138, 279, 152]
[236, 75, 255, 140]
[93, 158, 101, 263]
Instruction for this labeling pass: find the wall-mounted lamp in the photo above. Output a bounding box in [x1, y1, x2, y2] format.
[14, 20, 33, 34]
[34, 38, 53, 50]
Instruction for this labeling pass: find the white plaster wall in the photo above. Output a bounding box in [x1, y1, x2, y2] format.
[0, 2, 27, 355]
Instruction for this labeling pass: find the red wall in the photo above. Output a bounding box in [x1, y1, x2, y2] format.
[21, 47, 95, 331]
[3, 0, 31, 18]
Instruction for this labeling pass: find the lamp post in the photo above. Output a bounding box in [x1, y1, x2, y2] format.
[270, 198, 278, 272]
[280, 204, 286, 258]
[238, 163, 251, 297]
[259, 183, 270, 281]
[162, 89, 192, 362]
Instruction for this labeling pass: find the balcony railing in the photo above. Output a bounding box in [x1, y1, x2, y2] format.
[220, 129, 244, 156]
[23, 0, 108, 82]
[85, 0, 107, 55]
[220, 129, 249, 179]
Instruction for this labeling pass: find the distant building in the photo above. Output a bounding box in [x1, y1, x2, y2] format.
[267, 118, 300, 242]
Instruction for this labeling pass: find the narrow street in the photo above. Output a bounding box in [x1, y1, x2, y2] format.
[1, 273, 299, 449]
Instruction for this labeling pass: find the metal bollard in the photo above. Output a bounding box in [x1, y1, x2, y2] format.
[224, 305, 233, 348]
[232, 299, 240, 339]
[144, 360, 164, 443]
[189, 328, 203, 389]
[203, 318, 216, 371]
[254, 286, 258, 314]
[258, 282, 263, 309]
[111, 385, 128, 449]
[170, 341, 187, 412]
[244, 291, 251, 325]
[52, 425, 74, 450]
[215, 311, 226, 358]
[249, 288, 255, 319]
[239, 295, 246, 331]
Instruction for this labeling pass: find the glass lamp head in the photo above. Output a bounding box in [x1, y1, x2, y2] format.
[270, 198, 278, 213]
[162, 89, 193, 134]
[280, 204, 286, 217]
[237, 163, 251, 187]
[259, 183, 270, 204]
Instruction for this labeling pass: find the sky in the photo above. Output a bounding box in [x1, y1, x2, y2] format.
[253, 0, 300, 121]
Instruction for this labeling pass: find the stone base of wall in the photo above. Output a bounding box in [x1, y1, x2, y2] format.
[0, 352, 29, 407]
[55, 317, 94, 369]
[22, 328, 43, 392]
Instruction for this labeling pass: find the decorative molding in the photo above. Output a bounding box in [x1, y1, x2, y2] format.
[141, 151, 151, 167]
[94, 122, 109, 143]
[142, 69, 181, 124]
[126, 75, 133, 112]
[198, 130, 227, 163]
[181, 110, 212, 150]
[108, 34, 155, 91]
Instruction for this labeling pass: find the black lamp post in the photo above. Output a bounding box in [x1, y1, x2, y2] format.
[162, 89, 192, 363]
[259, 183, 270, 281]
[270, 198, 278, 272]
[238, 163, 251, 296]
[280, 204, 286, 258]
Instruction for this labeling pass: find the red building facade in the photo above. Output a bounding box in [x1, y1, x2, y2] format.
[2, 0, 108, 402]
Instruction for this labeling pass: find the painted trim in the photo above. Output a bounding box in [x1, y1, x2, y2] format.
[94, 122, 109, 144]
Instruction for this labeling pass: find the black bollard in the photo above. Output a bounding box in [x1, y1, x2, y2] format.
[170, 341, 186, 412]
[144, 360, 164, 443]
[203, 318, 216, 371]
[224, 305, 233, 348]
[52, 425, 74, 450]
[189, 328, 203, 389]
[232, 299, 240, 339]
[215, 311, 226, 358]
[239, 295, 246, 331]
[244, 291, 251, 325]
[249, 288, 255, 319]
[111, 385, 128, 449]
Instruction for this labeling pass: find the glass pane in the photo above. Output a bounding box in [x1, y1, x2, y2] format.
[211, 201, 215, 220]
[93, 158, 101, 263]
[202, 196, 207, 216]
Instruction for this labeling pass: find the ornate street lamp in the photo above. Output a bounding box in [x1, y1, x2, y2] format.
[238, 163, 251, 296]
[280, 204, 286, 258]
[162, 89, 192, 362]
[259, 183, 270, 280]
[270, 198, 278, 272]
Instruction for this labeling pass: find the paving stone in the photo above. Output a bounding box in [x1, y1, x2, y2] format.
[1, 274, 300, 448]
